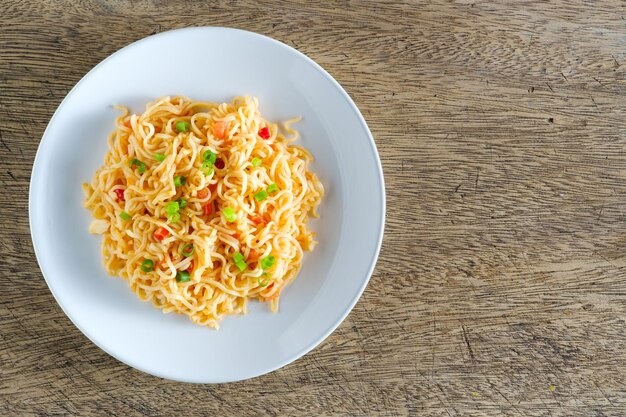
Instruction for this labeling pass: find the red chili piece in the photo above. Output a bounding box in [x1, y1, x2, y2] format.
[258, 127, 270, 139]
[248, 214, 265, 226]
[153, 227, 170, 241]
[113, 188, 125, 201]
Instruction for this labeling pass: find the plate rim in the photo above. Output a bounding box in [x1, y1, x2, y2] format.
[28, 26, 386, 383]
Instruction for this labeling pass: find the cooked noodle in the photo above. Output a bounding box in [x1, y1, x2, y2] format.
[83, 96, 323, 328]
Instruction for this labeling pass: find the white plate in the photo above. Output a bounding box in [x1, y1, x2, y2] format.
[29, 27, 384, 383]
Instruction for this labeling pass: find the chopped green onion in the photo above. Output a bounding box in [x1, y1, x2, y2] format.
[154, 153, 166, 162]
[203, 150, 217, 164]
[201, 150, 217, 176]
[267, 183, 278, 193]
[201, 160, 214, 176]
[141, 259, 154, 272]
[174, 176, 186, 187]
[165, 201, 180, 223]
[175, 121, 190, 132]
[129, 159, 146, 174]
[223, 207, 237, 222]
[233, 252, 247, 271]
[165, 201, 180, 215]
[254, 190, 268, 202]
[176, 198, 187, 209]
[176, 270, 190, 282]
[251, 157, 262, 167]
[258, 273, 270, 287]
[180, 244, 194, 257]
[260, 255, 276, 270]
[119, 211, 131, 221]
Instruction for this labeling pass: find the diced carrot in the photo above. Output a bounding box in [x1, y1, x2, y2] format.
[188, 260, 194, 271]
[213, 121, 227, 139]
[123, 119, 132, 129]
[203, 202, 213, 216]
[232, 233, 240, 239]
[197, 188, 209, 199]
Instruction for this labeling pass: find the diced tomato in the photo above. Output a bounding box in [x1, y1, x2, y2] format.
[258, 127, 270, 139]
[203, 202, 213, 216]
[113, 188, 125, 201]
[208, 183, 217, 193]
[213, 121, 227, 139]
[197, 188, 209, 199]
[153, 227, 170, 241]
[232, 233, 240, 239]
[214, 158, 225, 169]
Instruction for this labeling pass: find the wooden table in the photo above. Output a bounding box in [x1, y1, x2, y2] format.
[2, 1, 626, 415]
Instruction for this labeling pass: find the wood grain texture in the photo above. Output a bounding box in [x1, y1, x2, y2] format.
[2, 0, 626, 415]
